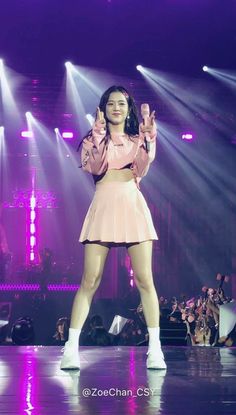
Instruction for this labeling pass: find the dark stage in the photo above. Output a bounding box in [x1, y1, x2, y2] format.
[0, 345, 236, 414]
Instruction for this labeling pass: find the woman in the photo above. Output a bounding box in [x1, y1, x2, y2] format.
[52, 317, 70, 346]
[61, 85, 166, 370]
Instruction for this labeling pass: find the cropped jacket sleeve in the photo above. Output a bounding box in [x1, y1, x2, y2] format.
[81, 121, 108, 175]
[131, 124, 156, 179]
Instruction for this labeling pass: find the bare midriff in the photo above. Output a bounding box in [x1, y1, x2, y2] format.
[99, 168, 134, 183]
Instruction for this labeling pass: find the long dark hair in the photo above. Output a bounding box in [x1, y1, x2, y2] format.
[77, 85, 139, 151]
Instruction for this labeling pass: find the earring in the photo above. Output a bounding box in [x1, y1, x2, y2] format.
[126, 115, 130, 128]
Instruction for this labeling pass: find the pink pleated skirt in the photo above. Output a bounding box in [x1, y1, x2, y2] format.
[79, 179, 158, 244]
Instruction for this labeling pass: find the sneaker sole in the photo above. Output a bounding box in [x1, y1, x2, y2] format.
[147, 365, 167, 370]
[60, 366, 80, 370]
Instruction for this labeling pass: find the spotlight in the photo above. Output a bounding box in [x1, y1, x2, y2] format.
[25, 111, 32, 118]
[136, 65, 143, 71]
[0, 59, 3, 75]
[182, 133, 194, 140]
[203, 66, 208, 72]
[21, 130, 34, 138]
[65, 61, 73, 68]
[54, 127, 59, 134]
[62, 132, 74, 139]
[0, 126, 4, 134]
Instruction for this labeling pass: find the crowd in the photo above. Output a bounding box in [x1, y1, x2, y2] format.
[159, 274, 235, 347]
[1, 274, 235, 347]
[52, 276, 235, 348]
[52, 312, 147, 347]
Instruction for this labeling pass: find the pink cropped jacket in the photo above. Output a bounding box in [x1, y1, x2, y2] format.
[81, 121, 156, 182]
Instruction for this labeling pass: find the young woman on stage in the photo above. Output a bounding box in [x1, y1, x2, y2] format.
[61, 85, 166, 370]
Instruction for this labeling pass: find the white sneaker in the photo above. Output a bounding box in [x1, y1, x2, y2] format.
[60, 342, 80, 370]
[146, 348, 167, 370]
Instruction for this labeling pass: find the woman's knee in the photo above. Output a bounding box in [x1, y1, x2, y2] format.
[135, 271, 154, 292]
[81, 271, 102, 292]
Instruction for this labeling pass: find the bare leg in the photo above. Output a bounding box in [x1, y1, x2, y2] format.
[128, 240, 166, 369]
[128, 240, 159, 328]
[70, 242, 110, 329]
[61, 242, 110, 369]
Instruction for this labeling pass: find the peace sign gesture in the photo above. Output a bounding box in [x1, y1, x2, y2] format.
[140, 109, 156, 135]
[94, 106, 106, 135]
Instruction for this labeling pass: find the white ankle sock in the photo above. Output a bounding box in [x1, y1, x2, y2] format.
[68, 328, 81, 347]
[147, 327, 161, 351]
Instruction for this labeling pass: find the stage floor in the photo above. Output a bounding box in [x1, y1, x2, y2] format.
[0, 345, 236, 414]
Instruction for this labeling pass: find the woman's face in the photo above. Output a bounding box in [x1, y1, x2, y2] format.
[105, 91, 129, 126]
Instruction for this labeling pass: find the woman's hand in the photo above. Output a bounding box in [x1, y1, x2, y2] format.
[139, 109, 156, 135]
[94, 106, 106, 134]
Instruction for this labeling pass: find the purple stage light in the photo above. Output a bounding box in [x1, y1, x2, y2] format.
[26, 170, 39, 265]
[181, 133, 194, 140]
[7, 187, 58, 267]
[30, 194, 36, 209]
[21, 351, 37, 412]
[21, 131, 34, 138]
[63, 113, 73, 119]
[62, 132, 74, 139]
[32, 79, 40, 85]
[30, 236, 36, 247]
[129, 267, 134, 287]
[0, 284, 40, 291]
[9, 190, 57, 208]
[0, 284, 79, 291]
[47, 284, 80, 291]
